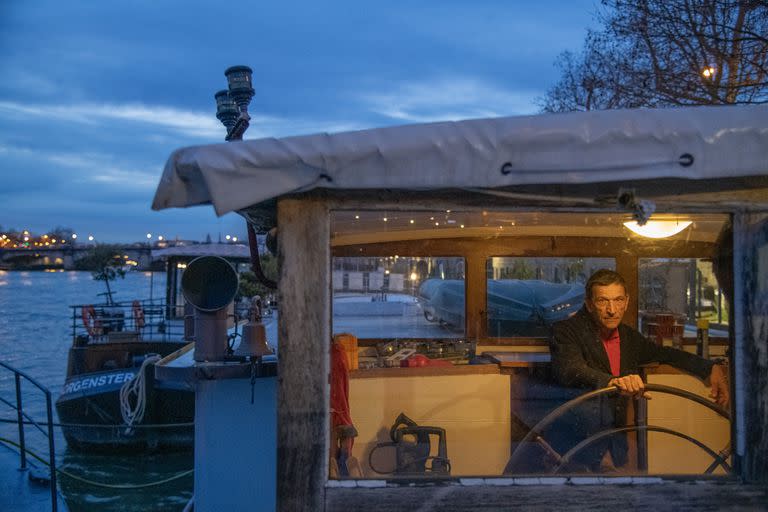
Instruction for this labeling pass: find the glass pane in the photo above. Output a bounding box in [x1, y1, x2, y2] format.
[638, 258, 730, 347]
[486, 257, 614, 337]
[333, 256, 465, 339]
[638, 257, 732, 474]
[330, 211, 732, 480]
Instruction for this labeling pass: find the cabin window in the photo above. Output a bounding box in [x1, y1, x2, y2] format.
[329, 210, 732, 480]
[332, 256, 467, 340]
[638, 258, 730, 347]
[485, 257, 614, 338]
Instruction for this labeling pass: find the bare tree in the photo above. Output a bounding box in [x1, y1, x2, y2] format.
[541, 0, 768, 112]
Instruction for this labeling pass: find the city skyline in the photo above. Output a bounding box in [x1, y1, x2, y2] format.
[1, 1, 597, 242]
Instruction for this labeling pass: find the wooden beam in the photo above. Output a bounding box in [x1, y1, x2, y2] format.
[331, 236, 717, 259]
[465, 252, 486, 340]
[276, 198, 330, 510]
[325, 481, 768, 510]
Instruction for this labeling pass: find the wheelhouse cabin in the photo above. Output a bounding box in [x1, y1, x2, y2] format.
[153, 104, 768, 510]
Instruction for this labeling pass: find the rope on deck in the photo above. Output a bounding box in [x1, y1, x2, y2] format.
[120, 354, 161, 428]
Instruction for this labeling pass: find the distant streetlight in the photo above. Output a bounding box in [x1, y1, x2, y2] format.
[225, 234, 231, 241]
[214, 66, 254, 141]
[146, 233, 152, 240]
[702, 66, 716, 78]
[232, 236, 238, 242]
[72, 233, 77, 239]
[88, 235, 94, 242]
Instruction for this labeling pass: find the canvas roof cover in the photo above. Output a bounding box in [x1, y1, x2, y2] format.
[152, 104, 768, 216]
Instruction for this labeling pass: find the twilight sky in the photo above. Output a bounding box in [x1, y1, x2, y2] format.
[0, 0, 597, 243]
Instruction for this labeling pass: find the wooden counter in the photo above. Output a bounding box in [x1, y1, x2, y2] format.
[349, 363, 499, 379]
[349, 351, 551, 379]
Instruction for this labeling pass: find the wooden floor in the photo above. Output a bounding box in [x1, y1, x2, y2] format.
[325, 480, 768, 511]
[0, 442, 67, 512]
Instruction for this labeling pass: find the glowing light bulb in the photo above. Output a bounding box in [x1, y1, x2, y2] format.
[623, 220, 692, 239]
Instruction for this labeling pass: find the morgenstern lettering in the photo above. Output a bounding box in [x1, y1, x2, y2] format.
[63, 371, 135, 394]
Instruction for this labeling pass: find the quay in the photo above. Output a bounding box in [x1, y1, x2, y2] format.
[0, 242, 250, 271]
[0, 245, 153, 271]
[0, 438, 67, 511]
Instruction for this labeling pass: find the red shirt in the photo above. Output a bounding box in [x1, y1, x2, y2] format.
[601, 329, 621, 377]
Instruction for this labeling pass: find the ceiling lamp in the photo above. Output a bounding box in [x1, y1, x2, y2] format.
[623, 220, 692, 239]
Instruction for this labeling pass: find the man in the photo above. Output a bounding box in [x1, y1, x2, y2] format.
[549, 269, 729, 471]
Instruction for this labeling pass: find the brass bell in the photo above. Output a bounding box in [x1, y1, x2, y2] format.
[235, 321, 273, 358]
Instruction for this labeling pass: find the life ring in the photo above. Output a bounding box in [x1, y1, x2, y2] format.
[132, 300, 145, 329]
[81, 305, 102, 336]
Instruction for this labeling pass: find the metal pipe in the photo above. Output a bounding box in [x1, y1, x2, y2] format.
[247, 224, 276, 290]
[14, 373, 26, 470]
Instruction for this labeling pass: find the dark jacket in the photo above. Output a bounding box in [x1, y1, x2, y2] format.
[551, 308, 713, 389]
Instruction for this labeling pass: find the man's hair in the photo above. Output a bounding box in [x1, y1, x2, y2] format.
[585, 269, 626, 299]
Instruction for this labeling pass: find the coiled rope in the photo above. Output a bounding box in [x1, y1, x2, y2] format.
[0, 437, 193, 489]
[119, 354, 161, 429]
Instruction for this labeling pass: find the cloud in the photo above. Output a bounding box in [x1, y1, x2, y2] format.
[359, 77, 539, 123]
[0, 143, 158, 190]
[89, 166, 158, 188]
[379, 4, 595, 64]
[0, 99, 368, 141]
[0, 100, 222, 138]
[5, 70, 62, 97]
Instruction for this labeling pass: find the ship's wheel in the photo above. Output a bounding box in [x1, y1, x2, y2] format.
[504, 383, 731, 474]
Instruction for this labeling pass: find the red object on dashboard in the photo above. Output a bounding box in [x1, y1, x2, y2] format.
[401, 354, 452, 367]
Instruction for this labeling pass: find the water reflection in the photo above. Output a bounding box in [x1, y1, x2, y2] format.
[0, 271, 192, 510]
[59, 450, 193, 511]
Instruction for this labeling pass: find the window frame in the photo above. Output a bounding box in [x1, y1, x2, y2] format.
[331, 231, 721, 345]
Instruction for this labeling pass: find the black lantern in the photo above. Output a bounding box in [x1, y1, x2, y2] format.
[224, 65, 255, 111]
[215, 65, 255, 141]
[214, 90, 239, 133]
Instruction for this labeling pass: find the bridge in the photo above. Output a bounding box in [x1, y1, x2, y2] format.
[0, 245, 153, 270]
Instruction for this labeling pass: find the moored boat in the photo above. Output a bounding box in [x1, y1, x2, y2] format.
[55, 299, 193, 452]
[55, 243, 253, 453]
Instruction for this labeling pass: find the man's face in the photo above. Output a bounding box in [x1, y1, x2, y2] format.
[585, 282, 628, 333]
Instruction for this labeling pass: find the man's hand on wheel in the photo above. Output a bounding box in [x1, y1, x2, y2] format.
[608, 374, 651, 400]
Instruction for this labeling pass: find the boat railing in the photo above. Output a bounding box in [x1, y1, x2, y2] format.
[0, 360, 58, 512]
[70, 299, 186, 343]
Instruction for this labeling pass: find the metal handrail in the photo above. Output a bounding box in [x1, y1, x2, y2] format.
[0, 360, 58, 512]
[69, 299, 186, 342]
[0, 416, 194, 429]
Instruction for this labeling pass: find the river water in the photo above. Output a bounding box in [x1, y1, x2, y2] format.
[0, 270, 193, 511]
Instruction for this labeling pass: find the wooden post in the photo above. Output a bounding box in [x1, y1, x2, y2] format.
[734, 212, 768, 482]
[465, 253, 486, 341]
[276, 198, 330, 510]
